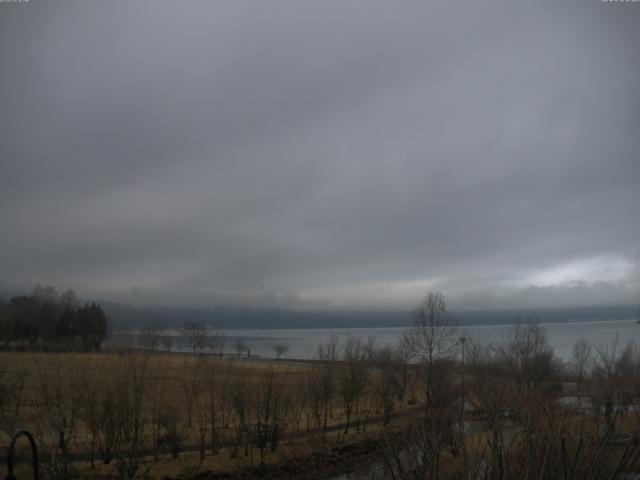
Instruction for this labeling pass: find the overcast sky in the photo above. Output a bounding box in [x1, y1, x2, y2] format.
[1, 0, 638, 311]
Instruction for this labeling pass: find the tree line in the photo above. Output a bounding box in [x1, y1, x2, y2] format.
[1, 291, 640, 479]
[0, 285, 108, 351]
[379, 292, 640, 480]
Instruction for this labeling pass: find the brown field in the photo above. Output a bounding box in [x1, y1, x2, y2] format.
[0, 350, 417, 479]
[4, 331, 640, 480]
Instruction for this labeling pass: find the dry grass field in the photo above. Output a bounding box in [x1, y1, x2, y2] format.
[0, 350, 416, 479]
[4, 322, 640, 480]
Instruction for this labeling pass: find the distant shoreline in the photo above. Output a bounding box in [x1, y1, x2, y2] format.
[103, 302, 639, 330]
[113, 316, 638, 334]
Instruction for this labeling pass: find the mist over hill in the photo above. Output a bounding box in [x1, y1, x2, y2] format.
[100, 300, 640, 330]
[3, 288, 635, 330]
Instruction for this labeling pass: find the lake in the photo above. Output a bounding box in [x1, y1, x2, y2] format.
[166, 318, 640, 361]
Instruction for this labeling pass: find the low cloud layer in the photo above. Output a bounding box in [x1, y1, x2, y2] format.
[1, 0, 638, 310]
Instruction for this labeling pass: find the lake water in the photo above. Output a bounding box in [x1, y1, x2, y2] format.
[166, 318, 639, 361]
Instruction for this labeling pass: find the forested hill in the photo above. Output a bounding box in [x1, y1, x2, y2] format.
[0, 286, 108, 350]
[1, 288, 635, 330]
[100, 301, 639, 330]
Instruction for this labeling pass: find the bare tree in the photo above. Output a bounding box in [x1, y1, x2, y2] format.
[182, 322, 208, 355]
[494, 320, 557, 393]
[379, 418, 456, 480]
[229, 375, 252, 458]
[209, 330, 226, 356]
[316, 335, 339, 435]
[288, 371, 309, 433]
[252, 368, 290, 465]
[32, 354, 79, 479]
[465, 337, 514, 471]
[570, 338, 593, 389]
[371, 346, 402, 427]
[58, 289, 79, 311]
[395, 334, 414, 402]
[592, 337, 640, 411]
[74, 357, 109, 468]
[138, 322, 161, 351]
[339, 335, 369, 433]
[306, 366, 324, 431]
[0, 358, 25, 446]
[405, 291, 457, 408]
[112, 352, 154, 479]
[233, 338, 247, 357]
[271, 343, 289, 360]
[202, 358, 232, 454]
[180, 357, 205, 428]
[161, 335, 173, 353]
[379, 404, 640, 480]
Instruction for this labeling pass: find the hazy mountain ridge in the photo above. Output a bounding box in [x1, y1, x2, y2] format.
[99, 301, 640, 330]
[2, 289, 636, 329]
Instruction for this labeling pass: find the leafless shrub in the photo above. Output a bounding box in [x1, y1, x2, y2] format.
[379, 328, 640, 480]
[592, 337, 640, 421]
[379, 412, 457, 480]
[493, 320, 558, 394]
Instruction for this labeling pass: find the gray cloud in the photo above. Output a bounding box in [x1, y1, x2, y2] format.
[1, 0, 639, 310]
